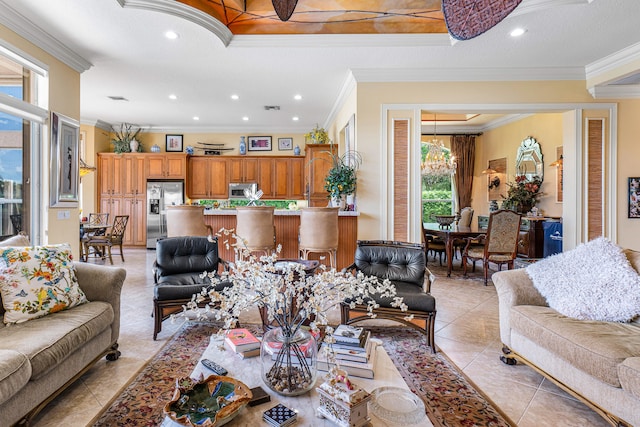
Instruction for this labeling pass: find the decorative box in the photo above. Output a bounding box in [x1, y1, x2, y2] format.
[316, 374, 371, 427]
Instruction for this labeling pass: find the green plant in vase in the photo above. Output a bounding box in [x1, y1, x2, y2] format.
[324, 151, 361, 206]
[111, 123, 144, 153]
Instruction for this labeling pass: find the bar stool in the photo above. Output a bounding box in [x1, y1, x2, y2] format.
[298, 207, 339, 269]
[166, 205, 213, 238]
[235, 206, 276, 257]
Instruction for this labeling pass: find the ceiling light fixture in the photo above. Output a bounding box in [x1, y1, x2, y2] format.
[294, 94, 302, 100]
[169, 94, 177, 100]
[165, 30, 179, 40]
[193, 116, 199, 121]
[231, 94, 239, 100]
[292, 116, 299, 121]
[242, 116, 249, 121]
[421, 114, 457, 177]
[510, 28, 526, 37]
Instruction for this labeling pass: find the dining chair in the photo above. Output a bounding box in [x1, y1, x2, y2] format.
[298, 207, 339, 269]
[421, 225, 446, 266]
[87, 213, 109, 235]
[453, 207, 474, 258]
[84, 215, 129, 264]
[461, 209, 522, 285]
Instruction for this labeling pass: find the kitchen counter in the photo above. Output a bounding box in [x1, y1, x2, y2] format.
[203, 208, 359, 216]
[201, 208, 358, 269]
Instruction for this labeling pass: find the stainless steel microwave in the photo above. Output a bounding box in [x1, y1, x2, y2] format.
[228, 182, 257, 199]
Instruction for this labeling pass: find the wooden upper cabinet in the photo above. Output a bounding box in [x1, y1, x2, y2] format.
[146, 154, 186, 179]
[289, 157, 305, 198]
[98, 154, 124, 196]
[257, 158, 274, 198]
[123, 155, 145, 196]
[187, 156, 228, 199]
[229, 157, 259, 183]
[305, 144, 336, 205]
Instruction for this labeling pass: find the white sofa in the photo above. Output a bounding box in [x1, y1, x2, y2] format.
[493, 249, 640, 427]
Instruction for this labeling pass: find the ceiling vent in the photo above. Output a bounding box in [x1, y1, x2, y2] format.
[264, 105, 281, 111]
[108, 96, 129, 101]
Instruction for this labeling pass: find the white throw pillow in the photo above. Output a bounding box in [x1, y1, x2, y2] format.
[526, 237, 640, 322]
[0, 233, 30, 247]
[0, 244, 87, 324]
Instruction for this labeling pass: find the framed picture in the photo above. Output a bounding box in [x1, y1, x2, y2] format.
[629, 177, 640, 218]
[278, 137, 293, 150]
[166, 134, 184, 152]
[50, 112, 79, 207]
[248, 136, 272, 151]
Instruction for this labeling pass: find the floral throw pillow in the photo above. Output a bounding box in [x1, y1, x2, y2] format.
[0, 244, 87, 324]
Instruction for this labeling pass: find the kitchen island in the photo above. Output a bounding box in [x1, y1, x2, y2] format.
[203, 208, 358, 270]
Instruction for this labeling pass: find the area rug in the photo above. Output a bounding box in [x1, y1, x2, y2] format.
[92, 323, 515, 427]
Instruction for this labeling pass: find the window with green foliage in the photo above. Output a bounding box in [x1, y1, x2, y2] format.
[421, 142, 455, 222]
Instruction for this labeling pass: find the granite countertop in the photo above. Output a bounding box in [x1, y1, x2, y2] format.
[204, 208, 359, 217]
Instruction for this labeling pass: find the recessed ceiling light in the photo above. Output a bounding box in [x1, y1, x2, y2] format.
[294, 94, 302, 100]
[510, 28, 526, 37]
[242, 116, 249, 121]
[165, 30, 179, 40]
[231, 94, 239, 100]
[193, 116, 199, 121]
[169, 94, 177, 100]
[292, 116, 299, 121]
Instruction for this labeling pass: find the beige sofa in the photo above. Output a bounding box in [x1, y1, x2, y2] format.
[493, 249, 640, 427]
[0, 262, 126, 426]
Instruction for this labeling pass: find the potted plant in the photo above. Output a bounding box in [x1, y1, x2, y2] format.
[111, 123, 144, 153]
[305, 124, 331, 144]
[324, 151, 361, 208]
[501, 175, 543, 213]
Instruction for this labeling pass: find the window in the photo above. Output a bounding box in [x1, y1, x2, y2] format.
[421, 143, 455, 222]
[0, 42, 48, 241]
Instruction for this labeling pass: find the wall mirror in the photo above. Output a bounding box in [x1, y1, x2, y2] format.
[516, 136, 543, 182]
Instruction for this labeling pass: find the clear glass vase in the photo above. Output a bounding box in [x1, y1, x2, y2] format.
[260, 326, 318, 396]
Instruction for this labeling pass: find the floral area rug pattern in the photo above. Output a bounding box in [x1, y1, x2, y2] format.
[92, 323, 514, 427]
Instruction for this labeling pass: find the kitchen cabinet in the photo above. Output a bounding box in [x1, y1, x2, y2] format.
[257, 158, 274, 198]
[229, 158, 258, 183]
[274, 157, 304, 199]
[98, 154, 124, 196]
[304, 144, 336, 206]
[123, 154, 145, 197]
[146, 154, 186, 179]
[187, 156, 228, 199]
[121, 197, 146, 246]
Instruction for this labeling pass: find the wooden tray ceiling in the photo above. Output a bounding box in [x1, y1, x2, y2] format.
[177, 0, 447, 35]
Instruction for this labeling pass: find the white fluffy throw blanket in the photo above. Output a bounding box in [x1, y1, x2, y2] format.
[526, 237, 640, 322]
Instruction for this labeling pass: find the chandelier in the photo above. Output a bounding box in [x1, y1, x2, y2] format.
[421, 115, 457, 177]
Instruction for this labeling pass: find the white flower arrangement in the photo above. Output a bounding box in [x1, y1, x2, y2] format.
[177, 229, 407, 340]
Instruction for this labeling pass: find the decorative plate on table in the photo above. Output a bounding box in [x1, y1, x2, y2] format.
[164, 374, 252, 427]
[369, 386, 426, 424]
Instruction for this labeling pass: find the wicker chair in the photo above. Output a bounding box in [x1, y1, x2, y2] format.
[461, 209, 521, 285]
[235, 206, 276, 257]
[84, 215, 129, 264]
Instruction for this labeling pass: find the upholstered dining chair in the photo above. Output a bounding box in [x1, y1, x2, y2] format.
[461, 209, 522, 285]
[235, 206, 276, 257]
[84, 215, 129, 264]
[298, 207, 339, 269]
[422, 225, 446, 266]
[453, 206, 475, 258]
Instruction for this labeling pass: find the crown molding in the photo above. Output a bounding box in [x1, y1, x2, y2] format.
[0, 1, 92, 72]
[351, 67, 584, 82]
[512, 0, 591, 17]
[116, 0, 233, 46]
[585, 41, 640, 85]
[323, 71, 357, 131]
[588, 84, 640, 99]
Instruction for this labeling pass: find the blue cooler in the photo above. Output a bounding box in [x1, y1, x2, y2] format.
[543, 221, 563, 257]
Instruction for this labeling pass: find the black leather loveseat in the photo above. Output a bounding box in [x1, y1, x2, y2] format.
[340, 240, 437, 352]
[152, 236, 230, 339]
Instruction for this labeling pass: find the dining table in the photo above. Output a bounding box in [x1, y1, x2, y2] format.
[422, 222, 486, 277]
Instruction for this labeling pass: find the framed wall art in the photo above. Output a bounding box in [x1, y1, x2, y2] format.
[248, 136, 272, 151]
[278, 137, 293, 150]
[166, 134, 184, 152]
[50, 112, 80, 207]
[629, 177, 640, 218]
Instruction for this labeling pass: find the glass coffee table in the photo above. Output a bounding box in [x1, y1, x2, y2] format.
[160, 332, 432, 426]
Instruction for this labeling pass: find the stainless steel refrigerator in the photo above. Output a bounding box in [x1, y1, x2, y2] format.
[146, 181, 184, 249]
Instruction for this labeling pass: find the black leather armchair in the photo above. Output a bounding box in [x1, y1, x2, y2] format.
[340, 240, 437, 353]
[152, 236, 230, 339]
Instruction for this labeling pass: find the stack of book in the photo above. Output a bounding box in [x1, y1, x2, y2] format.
[224, 328, 261, 358]
[318, 325, 377, 379]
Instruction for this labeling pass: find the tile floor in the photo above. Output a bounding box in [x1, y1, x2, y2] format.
[31, 248, 609, 427]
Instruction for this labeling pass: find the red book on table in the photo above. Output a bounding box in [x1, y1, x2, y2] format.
[225, 328, 261, 353]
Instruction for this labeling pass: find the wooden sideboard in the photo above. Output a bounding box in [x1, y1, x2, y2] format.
[477, 215, 546, 259]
